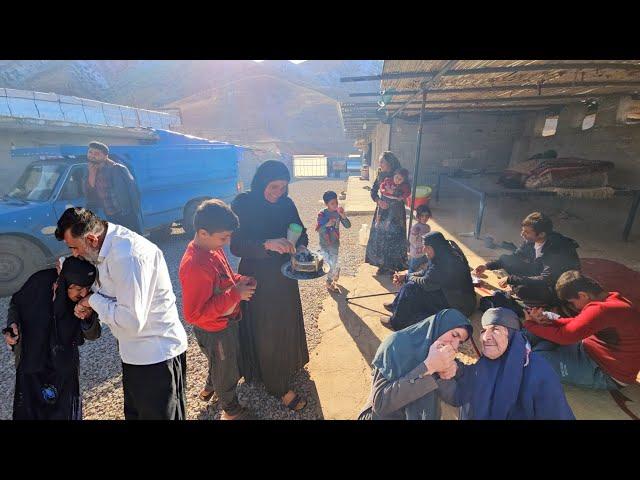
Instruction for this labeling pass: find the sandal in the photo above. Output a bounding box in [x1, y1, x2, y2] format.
[284, 393, 307, 412]
[221, 407, 256, 420]
[199, 389, 218, 403]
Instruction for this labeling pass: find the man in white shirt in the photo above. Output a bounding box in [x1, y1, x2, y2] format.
[55, 207, 188, 420]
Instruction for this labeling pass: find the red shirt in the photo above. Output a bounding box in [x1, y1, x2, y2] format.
[179, 241, 243, 332]
[380, 177, 411, 200]
[525, 292, 640, 384]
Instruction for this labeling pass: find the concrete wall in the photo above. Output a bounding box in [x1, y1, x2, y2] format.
[384, 112, 527, 186]
[0, 130, 144, 194]
[365, 95, 640, 188]
[513, 96, 640, 185]
[361, 94, 640, 239]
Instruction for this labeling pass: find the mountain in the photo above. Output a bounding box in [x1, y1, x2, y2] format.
[168, 74, 354, 155]
[0, 60, 383, 154]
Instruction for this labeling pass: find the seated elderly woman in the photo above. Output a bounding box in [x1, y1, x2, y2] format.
[382, 231, 476, 331]
[440, 307, 575, 420]
[358, 309, 473, 420]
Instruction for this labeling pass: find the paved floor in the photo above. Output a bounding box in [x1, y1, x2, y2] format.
[306, 177, 640, 420]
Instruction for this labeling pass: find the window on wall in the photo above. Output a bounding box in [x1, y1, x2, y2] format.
[542, 115, 558, 137]
[582, 101, 598, 130]
[582, 113, 596, 130]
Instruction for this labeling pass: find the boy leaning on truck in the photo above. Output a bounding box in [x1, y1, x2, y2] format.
[179, 199, 257, 420]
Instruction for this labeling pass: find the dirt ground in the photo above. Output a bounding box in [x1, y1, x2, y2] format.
[0, 179, 365, 420]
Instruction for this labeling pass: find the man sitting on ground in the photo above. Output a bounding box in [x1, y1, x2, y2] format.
[475, 211, 580, 307]
[524, 270, 640, 390]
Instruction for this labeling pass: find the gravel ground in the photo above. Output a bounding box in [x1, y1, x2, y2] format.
[0, 179, 368, 420]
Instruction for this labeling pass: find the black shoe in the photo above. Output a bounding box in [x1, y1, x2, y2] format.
[376, 267, 389, 275]
[380, 317, 395, 331]
[383, 302, 394, 313]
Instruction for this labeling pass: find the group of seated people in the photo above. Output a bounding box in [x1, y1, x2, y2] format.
[362, 211, 640, 420]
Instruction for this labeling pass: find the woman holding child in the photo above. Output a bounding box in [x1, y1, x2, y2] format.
[231, 161, 310, 412]
[365, 151, 408, 275]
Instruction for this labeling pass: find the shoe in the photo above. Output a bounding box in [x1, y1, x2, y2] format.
[376, 267, 389, 275]
[221, 407, 256, 420]
[383, 302, 394, 313]
[380, 317, 395, 331]
[283, 393, 307, 412]
[199, 389, 218, 403]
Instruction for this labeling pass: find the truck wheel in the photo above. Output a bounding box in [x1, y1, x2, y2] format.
[0, 236, 48, 297]
[183, 200, 203, 237]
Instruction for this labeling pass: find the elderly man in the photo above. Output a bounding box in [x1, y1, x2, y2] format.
[4, 257, 101, 420]
[54, 207, 188, 420]
[84, 140, 141, 233]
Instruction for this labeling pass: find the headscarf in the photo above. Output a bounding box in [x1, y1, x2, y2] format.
[250, 160, 291, 201]
[422, 231, 471, 271]
[380, 152, 401, 174]
[461, 309, 532, 420]
[422, 231, 453, 259]
[51, 257, 97, 373]
[372, 308, 472, 420]
[481, 307, 521, 331]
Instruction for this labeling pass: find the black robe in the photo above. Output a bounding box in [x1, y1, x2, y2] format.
[231, 191, 310, 397]
[365, 171, 408, 271]
[8, 269, 101, 420]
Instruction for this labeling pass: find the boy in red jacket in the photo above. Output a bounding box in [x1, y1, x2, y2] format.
[524, 270, 640, 390]
[179, 199, 257, 419]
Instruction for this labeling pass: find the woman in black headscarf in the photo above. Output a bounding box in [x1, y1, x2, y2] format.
[365, 151, 408, 275]
[383, 231, 477, 331]
[231, 160, 310, 411]
[4, 256, 101, 420]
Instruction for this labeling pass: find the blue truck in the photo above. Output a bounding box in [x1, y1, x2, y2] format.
[0, 129, 245, 297]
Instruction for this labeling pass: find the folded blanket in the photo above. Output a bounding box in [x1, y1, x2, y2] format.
[499, 158, 614, 189]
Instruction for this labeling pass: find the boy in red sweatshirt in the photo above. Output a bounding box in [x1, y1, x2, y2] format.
[524, 270, 640, 390]
[179, 199, 257, 419]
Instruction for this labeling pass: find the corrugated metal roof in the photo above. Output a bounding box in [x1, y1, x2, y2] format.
[339, 60, 640, 139]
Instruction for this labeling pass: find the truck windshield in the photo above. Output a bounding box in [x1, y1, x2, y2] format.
[6, 163, 67, 201]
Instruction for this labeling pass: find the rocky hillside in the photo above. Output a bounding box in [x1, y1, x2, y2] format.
[0, 60, 382, 154]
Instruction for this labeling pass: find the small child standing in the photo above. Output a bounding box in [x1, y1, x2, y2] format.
[377, 167, 411, 225]
[408, 204, 432, 273]
[316, 191, 351, 292]
[179, 199, 257, 420]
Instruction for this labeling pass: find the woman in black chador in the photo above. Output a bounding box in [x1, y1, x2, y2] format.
[4, 257, 101, 420]
[365, 151, 408, 275]
[231, 161, 309, 411]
